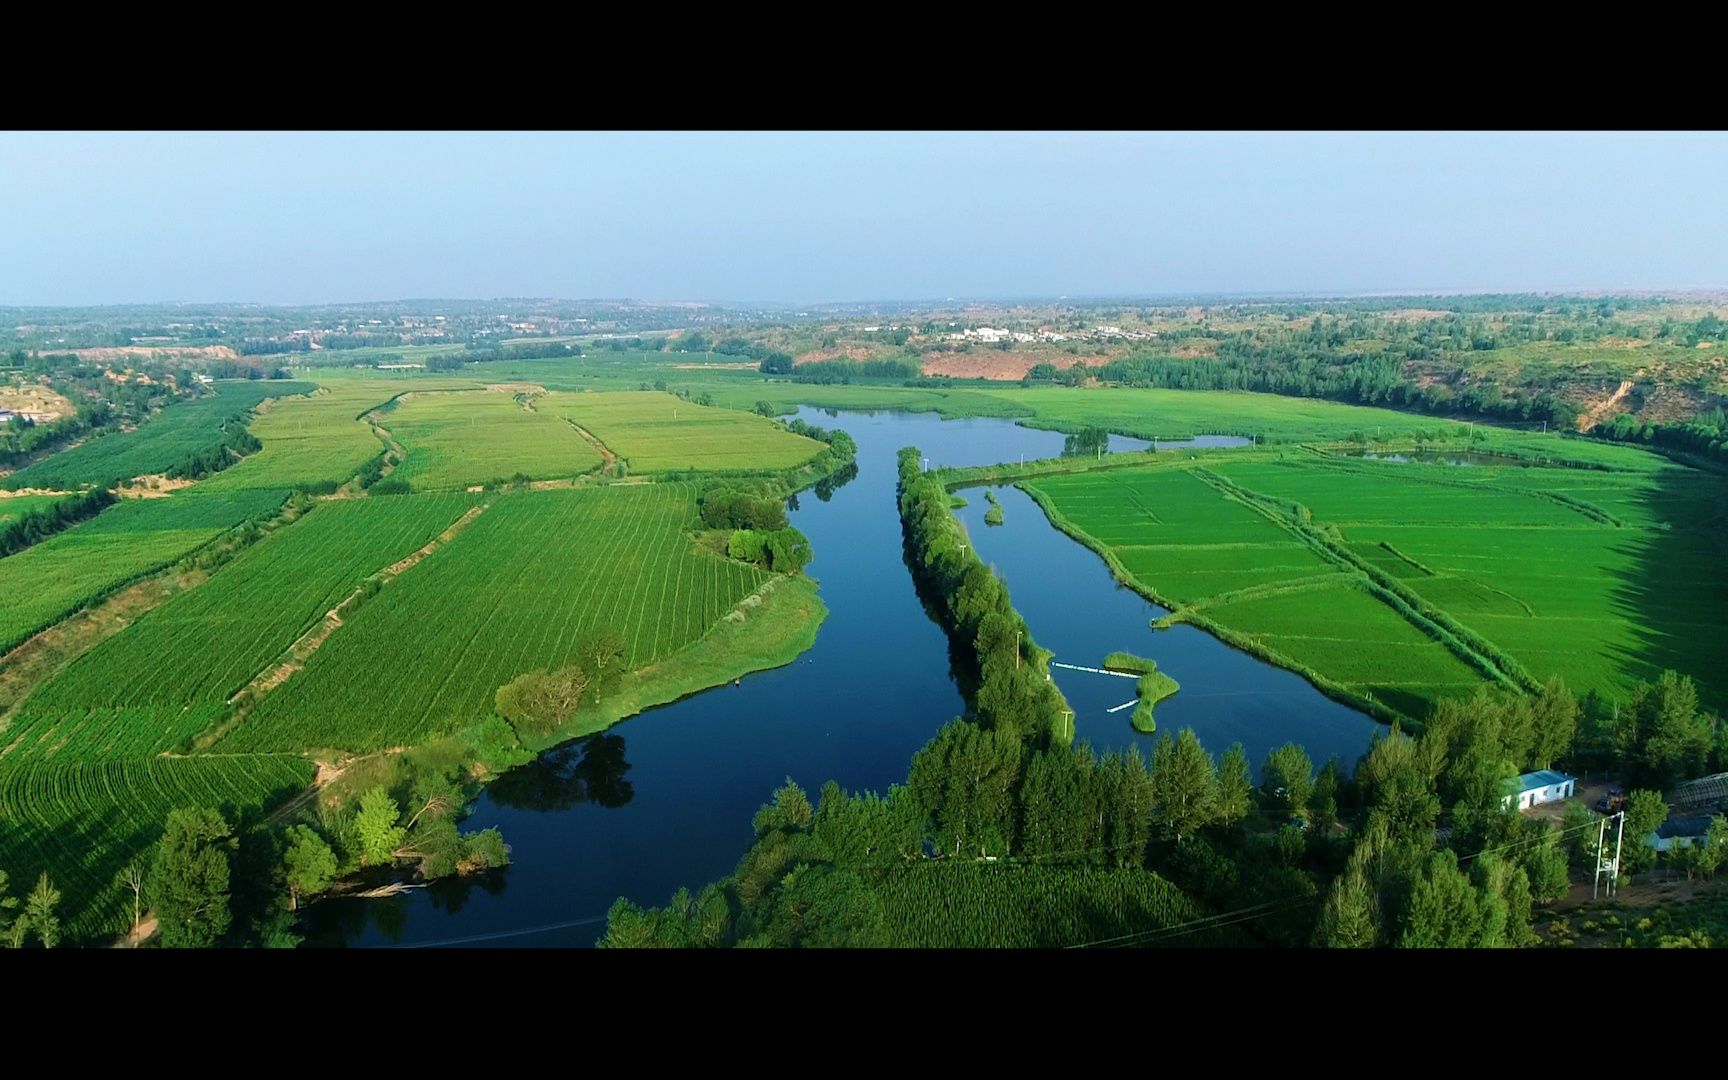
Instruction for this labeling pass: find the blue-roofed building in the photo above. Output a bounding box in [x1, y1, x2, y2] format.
[1648, 815, 1714, 853]
[1502, 769, 1577, 811]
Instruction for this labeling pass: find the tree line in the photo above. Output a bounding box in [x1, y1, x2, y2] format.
[0, 488, 116, 557]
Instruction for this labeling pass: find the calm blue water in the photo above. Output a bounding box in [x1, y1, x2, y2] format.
[955, 485, 1378, 768]
[303, 411, 1374, 947]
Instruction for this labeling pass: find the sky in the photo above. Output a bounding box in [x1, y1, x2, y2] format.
[1, 131, 1725, 306]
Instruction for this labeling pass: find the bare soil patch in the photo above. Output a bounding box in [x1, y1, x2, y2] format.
[794, 346, 876, 364]
[920, 351, 1111, 381]
[0, 382, 75, 421]
[1577, 379, 1634, 432]
[54, 345, 239, 364]
[0, 486, 71, 499]
[116, 474, 197, 498]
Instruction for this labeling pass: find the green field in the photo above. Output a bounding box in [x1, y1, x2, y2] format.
[7, 494, 480, 760]
[542, 391, 826, 473]
[1023, 450, 1728, 717]
[0, 755, 313, 939]
[2, 381, 313, 490]
[0, 493, 67, 526]
[0, 489, 288, 655]
[196, 382, 403, 492]
[223, 483, 772, 753]
[386, 389, 604, 489]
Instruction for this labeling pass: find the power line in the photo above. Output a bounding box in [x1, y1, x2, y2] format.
[388, 913, 609, 949]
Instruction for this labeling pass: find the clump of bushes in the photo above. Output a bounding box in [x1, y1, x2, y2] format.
[728, 526, 813, 574]
[699, 486, 788, 531]
[1105, 653, 1179, 733]
[493, 629, 628, 738]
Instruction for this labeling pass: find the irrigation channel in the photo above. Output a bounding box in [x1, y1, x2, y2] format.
[303, 409, 1380, 947]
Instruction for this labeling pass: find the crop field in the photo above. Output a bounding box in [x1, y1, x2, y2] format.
[874, 863, 1249, 948]
[7, 494, 480, 760]
[222, 483, 772, 753]
[1023, 449, 1728, 717]
[0, 488, 288, 654]
[0, 754, 313, 939]
[196, 382, 398, 492]
[542, 391, 826, 473]
[386, 389, 604, 489]
[2, 381, 313, 490]
[0, 493, 67, 526]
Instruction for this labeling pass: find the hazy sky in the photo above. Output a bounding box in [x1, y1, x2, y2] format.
[1, 131, 1724, 306]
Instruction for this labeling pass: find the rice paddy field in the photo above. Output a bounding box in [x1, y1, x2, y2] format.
[385, 388, 604, 489]
[541, 391, 827, 473]
[222, 483, 773, 753]
[2, 381, 314, 490]
[0, 488, 288, 654]
[1021, 445, 1728, 718]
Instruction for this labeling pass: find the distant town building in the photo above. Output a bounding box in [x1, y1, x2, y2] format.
[1502, 770, 1577, 811]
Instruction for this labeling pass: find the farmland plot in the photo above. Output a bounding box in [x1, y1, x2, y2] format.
[3, 381, 313, 490]
[0, 488, 288, 654]
[224, 484, 771, 752]
[386, 389, 602, 489]
[7, 493, 479, 760]
[542, 391, 825, 473]
[0, 754, 313, 940]
[1022, 449, 1728, 715]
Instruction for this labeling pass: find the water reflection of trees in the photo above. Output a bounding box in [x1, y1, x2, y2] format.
[813, 461, 859, 502]
[487, 734, 635, 813]
[1062, 428, 1110, 458]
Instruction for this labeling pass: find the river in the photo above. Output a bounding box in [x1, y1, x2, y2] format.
[302, 409, 1379, 947]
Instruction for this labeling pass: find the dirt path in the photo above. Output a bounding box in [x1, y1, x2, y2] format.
[118, 915, 157, 948]
[1578, 379, 1635, 432]
[561, 418, 619, 473]
[199, 503, 491, 749]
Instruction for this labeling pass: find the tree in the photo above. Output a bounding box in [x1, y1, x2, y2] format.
[1094, 748, 1155, 868]
[0, 871, 22, 948]
[1528, 678, 1579, 768]
[1148, 728, 1218, 844]
[1620, 671, 1711, 787]
[1397, 850, 1491, 948]
[150, 807, 235, 948]
[355, 788, 408, 867]
[121, 858, 147, 944]
[1311, 757, 1342, 830]
[282, 825, 339, 910]
[1019, 744, 1097, 859]
[1262, 742, 1314, 818]
[1621, 789, 1669, 875]
[1696, 815, 1728, 879]
[1215, 743, 1252, 827]
[907, 721, 1022, 858]
[24, 873, 60, 949]
[1522, 825, 1571, 902]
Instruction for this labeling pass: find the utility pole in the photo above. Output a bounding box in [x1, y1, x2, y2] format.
[1015, 630, 1021, 669]
[1592, 815, 1608, 899]
[1603, 808, 1617, 891]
